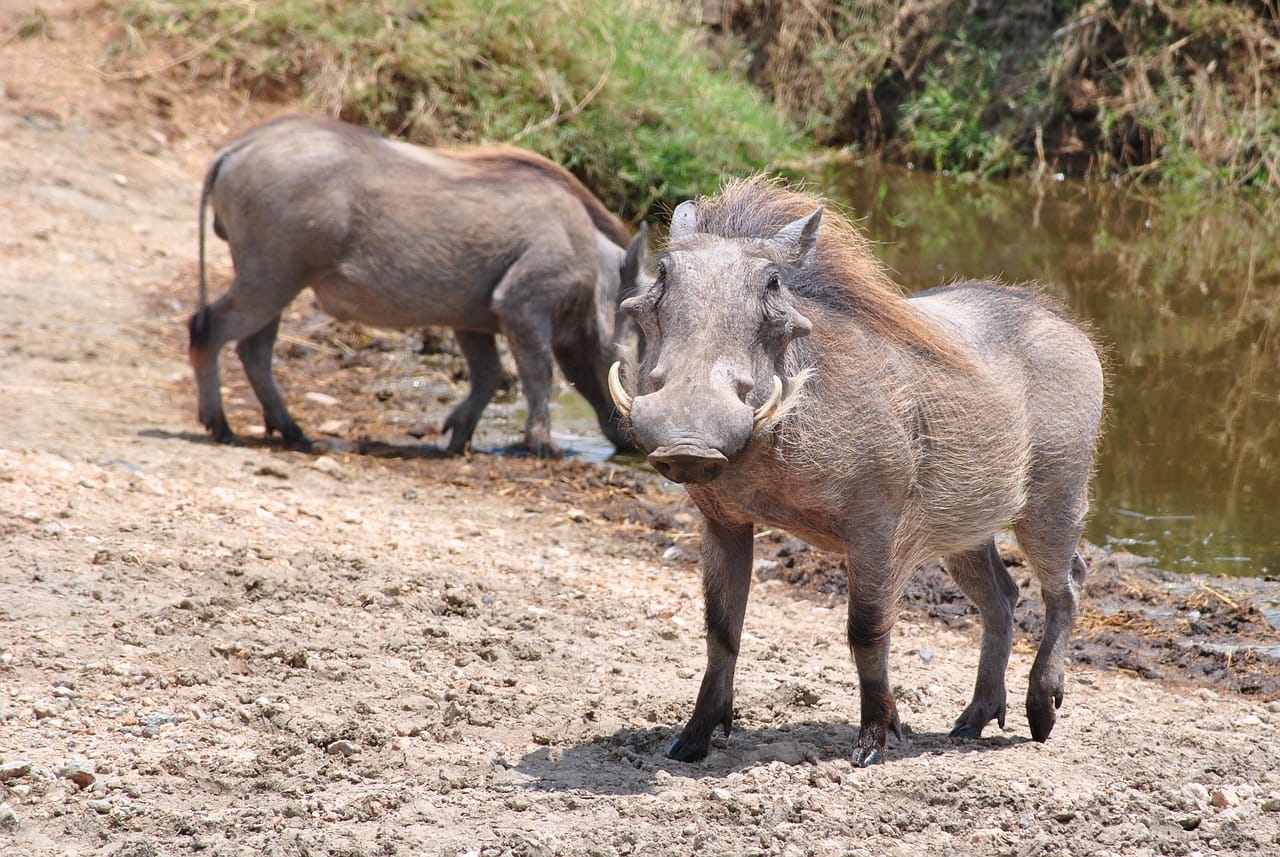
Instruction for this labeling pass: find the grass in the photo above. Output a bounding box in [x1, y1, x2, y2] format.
[114, 0, 805, 220]
[725, 0, 1280, 192]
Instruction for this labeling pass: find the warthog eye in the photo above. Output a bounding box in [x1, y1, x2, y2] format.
[766, 272, 782, 291]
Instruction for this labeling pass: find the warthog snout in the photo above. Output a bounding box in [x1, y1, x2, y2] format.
[647, 445, 728, 484]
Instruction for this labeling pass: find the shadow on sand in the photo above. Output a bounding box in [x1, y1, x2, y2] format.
[514, 721, 1030, 796]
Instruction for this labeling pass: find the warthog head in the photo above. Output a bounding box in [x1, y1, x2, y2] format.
[609, 201, 819, 483]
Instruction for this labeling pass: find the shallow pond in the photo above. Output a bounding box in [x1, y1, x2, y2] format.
[828, 162, 1279, 578]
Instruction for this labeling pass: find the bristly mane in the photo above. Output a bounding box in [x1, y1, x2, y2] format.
[691, 176, 974, 369]
[455, 146, 632, 248]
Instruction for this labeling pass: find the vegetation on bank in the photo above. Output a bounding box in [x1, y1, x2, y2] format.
[113, 0, 803, 220]
[726, 0, 1280, 190]
[107, 0, 1280, 212]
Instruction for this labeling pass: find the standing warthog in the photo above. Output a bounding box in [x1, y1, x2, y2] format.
[189, 114, 646, 456]
[609, 177, 1105, 765]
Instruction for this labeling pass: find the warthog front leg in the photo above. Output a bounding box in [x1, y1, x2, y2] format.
[669, 517, 754, 762]
[846, 555, 903, 766]
[945, 539, 1019, 738]
[848, 619, 902, 767]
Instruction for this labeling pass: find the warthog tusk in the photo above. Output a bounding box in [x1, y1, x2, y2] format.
[752, 375, 784, 429]
[608, 362, 632, 417]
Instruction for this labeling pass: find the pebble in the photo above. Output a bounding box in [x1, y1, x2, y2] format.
[1261, 798, 1280, 812]
[33, 699, 59, 719]
[304, 391, 340, 407]
[0, 802, 17, 826]
[676, 668, 697, 679]
[0, 761, 32, 781]
[310, 457, 345, 478]
[52, 685, 80, 699]
[710, 788, 734, 802]
[87, 799, 112, 814]
[57, 758, 96, 789]
[1210, 786, 1240, 808]
[1182, 783, 1210, 806]
[1268, 701, 1280, 714]
[752, 741, 807, 766]
[566, 508, 589, 523]
[326, 740, 359, 757]
[663, 545, 694, 563]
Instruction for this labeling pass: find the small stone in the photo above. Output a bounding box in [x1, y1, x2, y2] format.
[1211, 786, 1240, 808]
[752, 741, 806, 766]
[33, 699, 58, 719]
[1261, 798, 1280, 812]
[305, 391, 340, 407]
[1182, 783, 1210, 806]
[1241, 715, 1263, 726]
[1268, 701, 1280, 714]
[662, 545, 694, 563]
[57, 758, 96, 789]
[710, 788, 734, 802]
[310, 456, 345, 478]
[52, 686, 80, 699]
[0, 761, 31, 781]
[0, 802, 17, 827]
[318, 419, 348, 436]
[112, 173, 128, 187]
[676, 668, 697, 679]
[87, 799, 112, 815]
[326, 740, 359, 757]
[566, 508, 589, 523]
[1177, 815, 1202, 831]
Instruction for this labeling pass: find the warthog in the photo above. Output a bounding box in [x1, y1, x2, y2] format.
[609, 177, 1105, 765]
[189, 114, 646, 456]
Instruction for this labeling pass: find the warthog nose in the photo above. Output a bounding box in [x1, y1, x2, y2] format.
[647, 445, 728, 484]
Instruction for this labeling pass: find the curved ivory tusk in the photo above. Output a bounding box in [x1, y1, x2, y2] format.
[608, 362, 633, 417]
[752, 375, 784, 429]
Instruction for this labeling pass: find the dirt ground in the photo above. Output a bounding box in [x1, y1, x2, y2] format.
[3, 4, 1280, 856]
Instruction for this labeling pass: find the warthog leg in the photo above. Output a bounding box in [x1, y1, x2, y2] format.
[1016, 510, 1088, 742]
[1025, 550, 1087, 741]
[669, 517, 754, 762]
[847, 559, 904, 766]
[945, 539, 1020, 738]
[442, 331, 503, 454]
[236, 315, 309, 448]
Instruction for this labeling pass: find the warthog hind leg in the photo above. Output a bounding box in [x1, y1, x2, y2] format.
[442, 330, 503, 454]
[236, 315, 309, 448]
[1016, 503, 1088, 742]
[945, 539, 1019, 738]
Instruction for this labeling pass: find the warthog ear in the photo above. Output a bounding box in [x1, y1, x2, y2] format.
[773, 205, 823, 266]
[669, 201, 699, 242]
[620, 222, 649, 302]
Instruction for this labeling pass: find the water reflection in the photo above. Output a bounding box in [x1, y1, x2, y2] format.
[828, 163, 1280, 577]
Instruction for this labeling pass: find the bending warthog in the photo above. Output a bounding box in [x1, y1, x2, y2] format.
[610, 177, 1105, 765]
[189, 114, 646, 456]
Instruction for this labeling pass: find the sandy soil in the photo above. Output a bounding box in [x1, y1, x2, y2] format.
[2, 4, 1280, 855]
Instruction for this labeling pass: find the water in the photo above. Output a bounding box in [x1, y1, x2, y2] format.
[828, 163, 1280, 578]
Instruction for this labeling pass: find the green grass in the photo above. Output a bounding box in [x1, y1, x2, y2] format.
[118, 0, 805, 219]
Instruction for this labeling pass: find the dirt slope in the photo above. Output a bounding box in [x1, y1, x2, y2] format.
[2, 4, 1279, 856]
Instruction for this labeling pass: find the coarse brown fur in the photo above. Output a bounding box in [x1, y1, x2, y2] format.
[617, 176, 1105, 766]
